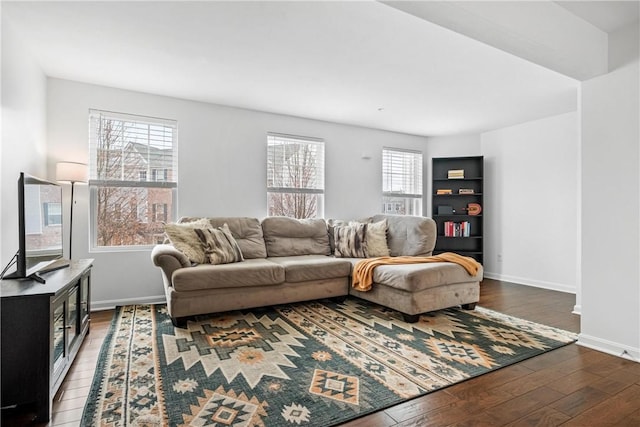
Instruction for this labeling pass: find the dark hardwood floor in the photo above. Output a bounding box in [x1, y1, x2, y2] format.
[345, 280, 640, 426]
[3, 279, 639, 426]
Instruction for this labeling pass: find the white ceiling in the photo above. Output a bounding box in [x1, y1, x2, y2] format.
[2, 1, 636, 137]
[556, 1, 640, 33]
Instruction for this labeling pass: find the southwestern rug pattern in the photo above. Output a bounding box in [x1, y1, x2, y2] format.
[82, 299, 576, 426]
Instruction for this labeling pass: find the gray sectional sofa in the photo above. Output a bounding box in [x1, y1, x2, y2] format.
[151, 214, 483, 326]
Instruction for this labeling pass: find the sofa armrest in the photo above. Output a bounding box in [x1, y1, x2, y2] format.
[151, 244, 191, 287]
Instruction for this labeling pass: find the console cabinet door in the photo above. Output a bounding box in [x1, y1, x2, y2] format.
[67, 285, 80, 351]
[80, 271, 91, 334]
[51, 296, 67, 386]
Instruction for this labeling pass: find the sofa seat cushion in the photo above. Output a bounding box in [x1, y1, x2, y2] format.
[172, 258, 284, 292]
[267, 255, 352, 283]
[345, 259, 483, 293]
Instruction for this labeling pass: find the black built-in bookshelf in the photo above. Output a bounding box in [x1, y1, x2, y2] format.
[432, 156, 484, 264]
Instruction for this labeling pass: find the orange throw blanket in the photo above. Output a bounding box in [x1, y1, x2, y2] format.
[352, 252, 481, 292]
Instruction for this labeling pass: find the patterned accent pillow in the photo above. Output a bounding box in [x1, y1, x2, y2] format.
[333, 223, 368, 258]
[194, 223, 244, 265]
[163, 218, 212, 264]
[327, 217, 373, 253]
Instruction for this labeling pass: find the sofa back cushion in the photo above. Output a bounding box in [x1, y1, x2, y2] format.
[261, 217, 331, 257]
[371, 214, 436, 256]
[178, 217, 267, 259]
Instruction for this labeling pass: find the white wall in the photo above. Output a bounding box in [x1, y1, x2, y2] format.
[46, 78, 428, 309]
[0, 20, 48, 271]
[481, 112, 579, 293]
[579, 23, 639, 360]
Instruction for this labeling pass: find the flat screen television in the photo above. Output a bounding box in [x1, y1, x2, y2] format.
[4, 172, 68, 283]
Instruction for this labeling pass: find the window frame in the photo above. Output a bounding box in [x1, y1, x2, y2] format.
[88, 109, 178, 251]
[266, 132, 325, 219]
[382, 147, 423, 216]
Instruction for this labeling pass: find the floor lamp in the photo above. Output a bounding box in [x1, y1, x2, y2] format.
[56, 162, 88, 260]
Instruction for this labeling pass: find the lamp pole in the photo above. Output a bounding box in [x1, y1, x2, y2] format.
[69, 180, 76, 260]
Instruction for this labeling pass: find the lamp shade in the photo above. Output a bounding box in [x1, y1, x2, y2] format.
[56, 162, 88, 183]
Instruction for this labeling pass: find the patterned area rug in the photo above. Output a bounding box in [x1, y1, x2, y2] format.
[82, 298, 576, 426]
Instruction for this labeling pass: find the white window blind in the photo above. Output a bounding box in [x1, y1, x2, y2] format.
[382, 147, 423, 215]
[89, 110, 178, 248]
[267, 133, 324, 218]
[89, 110, 177, 185]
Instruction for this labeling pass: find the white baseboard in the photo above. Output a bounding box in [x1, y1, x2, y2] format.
[92, 294, 167, 311]
[577, 333, 640, 363]
[483, 272, 576, 294]
[572, 304, 582, 315]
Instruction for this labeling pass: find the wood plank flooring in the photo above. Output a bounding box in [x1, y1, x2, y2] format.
[3, 279, 639, 426]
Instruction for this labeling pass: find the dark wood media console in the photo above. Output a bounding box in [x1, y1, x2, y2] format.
[1, 259, 93, 422]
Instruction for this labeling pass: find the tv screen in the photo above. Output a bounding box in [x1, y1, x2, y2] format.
[4, 173, 65, 281]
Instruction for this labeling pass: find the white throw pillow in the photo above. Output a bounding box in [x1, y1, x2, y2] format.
[349, 219, 390, 257]
[363, 219, 390, 257]
[164, 218, 212, 264]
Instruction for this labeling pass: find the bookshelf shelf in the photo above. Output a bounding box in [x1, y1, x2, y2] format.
[433, 214, 483, 218]
[432, 156, 484, 264]
[433, 177, 483, 182]
[433, 194, 484, 197]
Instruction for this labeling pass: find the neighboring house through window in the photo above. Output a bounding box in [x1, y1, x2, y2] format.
[89, 110, 178, 248]
[267, 133, 324, 219]
[382, 147, 423, 215]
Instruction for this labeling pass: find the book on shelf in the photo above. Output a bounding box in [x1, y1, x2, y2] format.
[458, 188, 475, 194]
[448, 169, 464, 179]
[443, 220, 471, 237]
[436, 189, 453, 195]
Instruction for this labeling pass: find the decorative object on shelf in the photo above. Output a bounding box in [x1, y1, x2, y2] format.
[437, 205, 454, 215]
[448, 169, 464, 179]
[465, 203, 482, 215]
[436, 189, 453, 195]
[56, 162, 88, 259]
[458, 188, 475, 194]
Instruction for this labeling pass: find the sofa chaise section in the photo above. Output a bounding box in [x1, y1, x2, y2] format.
[349, 261, 481, 322]
[343, 214, 482, 322]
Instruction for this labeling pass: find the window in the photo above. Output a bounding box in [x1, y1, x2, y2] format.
[89, 110, 177, 248]
[152, 203, 168, 223]
[382, 147, 423, 216]
[152, 168, 168, 182]
[43, 202, 62, 226]
[267, 133, 324, 219]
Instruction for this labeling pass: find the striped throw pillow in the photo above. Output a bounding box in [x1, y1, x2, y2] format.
[195, 223, 244, 265]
